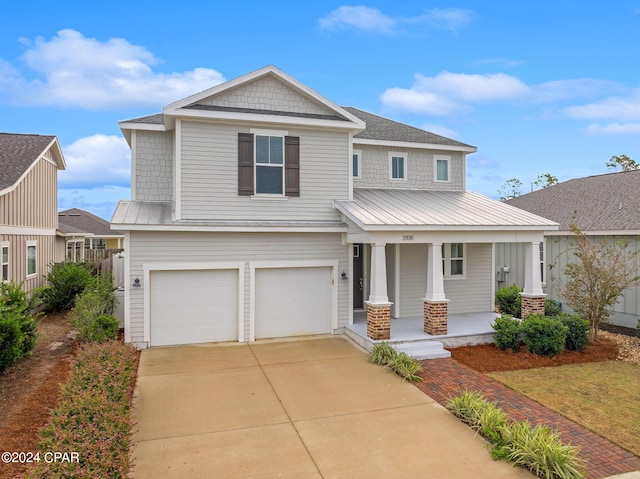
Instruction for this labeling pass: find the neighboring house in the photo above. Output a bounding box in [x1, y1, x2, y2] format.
[111, 65, 558, 349]
[496, 170, 640, 328]
[0, 133, 66, 292]
[58, 208, 124, 261]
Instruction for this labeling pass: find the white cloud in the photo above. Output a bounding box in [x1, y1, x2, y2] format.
[319, 6, 396, 34]
[59, 134, 130, 188]
[584, 122, 640, 136]
[318, 6, 473, 34]
[382, 71, 529, 115]
[534, 79, 623, 103]
[1, 29, 225, 110]
[564, 92, 640, 121]
[58, 186, 130, 221]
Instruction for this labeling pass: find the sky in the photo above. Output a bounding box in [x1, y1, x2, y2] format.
[1, 1, 639, 219]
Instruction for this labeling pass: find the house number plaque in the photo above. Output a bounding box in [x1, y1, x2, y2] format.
[402, 234, 414, 241]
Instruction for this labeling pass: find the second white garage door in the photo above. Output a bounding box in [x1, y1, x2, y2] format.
[255, 267, 331, 339]
[150, 269, 238, 346]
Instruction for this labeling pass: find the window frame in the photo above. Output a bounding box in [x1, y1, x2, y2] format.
[441, 243, 466, 279]
[26, 241, 37, 278]
[434, 155, 450, 183]
[254, 133, 285, 196]
[388, 152, 407, 181]
[1, 242, 9, 282]
[352, 149, 362, 179]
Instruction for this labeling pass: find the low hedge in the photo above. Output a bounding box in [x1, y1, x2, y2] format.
[521, 314, 568, 357]
[25, 341, 139, 479]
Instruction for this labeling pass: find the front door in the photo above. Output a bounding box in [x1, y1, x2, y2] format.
[353, 244, 364, 309]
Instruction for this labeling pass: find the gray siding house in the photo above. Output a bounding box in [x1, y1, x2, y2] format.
[497, 170, 640, 328]
[112, 65, 557, 349]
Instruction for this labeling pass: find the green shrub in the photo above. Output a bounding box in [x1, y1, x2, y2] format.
[495, 285, 522, 318]
[545, 299, 562, 317]
[41, 261, 93, 312]
[503, 420, 585, 479]
[0, 281, 41, 373]
[559, 314, 590, 351]
[71, 273, 118, 343]
[387, 352, 423, 382]
[492, 314, 522, 352]
[368, 342, 398, 366]
[521, 314, 568, 357]
[25, 341, 138, 479]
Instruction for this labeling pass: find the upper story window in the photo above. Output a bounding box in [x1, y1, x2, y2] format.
[353, 150, 361, 178]
[256, 135, 284, 194]
[26, 241, 37, 277]
[389, 152, 407, 181]
[238, 132, 299, 197]
[442, 243, 465, 278]
[434, 155, 450, 182]
[1, 243, 8, 282]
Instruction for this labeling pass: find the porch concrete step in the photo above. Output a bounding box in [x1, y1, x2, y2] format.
[392, 341, 451, 360]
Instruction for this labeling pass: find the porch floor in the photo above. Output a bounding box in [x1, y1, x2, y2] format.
[346, 311, 500, 350]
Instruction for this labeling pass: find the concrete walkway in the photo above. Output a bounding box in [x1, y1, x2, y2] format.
[132, 336, 533, 478]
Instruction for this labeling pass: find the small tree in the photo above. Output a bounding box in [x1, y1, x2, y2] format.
[533, 173, 558, 189]
[558, 225, 640, 341]
[606, 154, 639, 172]
[498, 178, 523, 201]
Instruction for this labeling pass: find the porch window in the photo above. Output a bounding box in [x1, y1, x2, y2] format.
[434, 155, 450, 182]
[26, 241, 37, 277]
[389, 152, 407, 180]
[442, 243, 465, 278]
[1, 243, 8, 282]
[353, 150, 361, 178]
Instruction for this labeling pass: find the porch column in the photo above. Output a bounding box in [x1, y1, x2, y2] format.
[521, 241, 546, 318]
[423, 242, 449, 335]
[365, 243, 392, 340]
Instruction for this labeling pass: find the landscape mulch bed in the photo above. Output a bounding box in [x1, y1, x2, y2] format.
[0, 311, 78, 479]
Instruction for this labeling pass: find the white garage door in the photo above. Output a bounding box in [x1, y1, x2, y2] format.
[150, 269, 238, 346]
[255, 267, 331, 339]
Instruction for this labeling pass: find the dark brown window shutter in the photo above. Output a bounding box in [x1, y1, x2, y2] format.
[285, 136, 300, 197]
[238, 133, 254, 196]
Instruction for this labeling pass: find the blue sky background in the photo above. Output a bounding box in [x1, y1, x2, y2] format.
[1, 1, 639, 219]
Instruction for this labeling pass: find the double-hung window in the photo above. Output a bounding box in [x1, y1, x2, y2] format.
[442, 243, 465, 278]
[26, 241, 37, 277]
[1, 243, 8, 282]
[255, 135, 284, 195]
[434, 155, 450, 182]
[389, 152, 407, 180]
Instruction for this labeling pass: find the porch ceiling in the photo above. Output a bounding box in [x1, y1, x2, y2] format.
[336, 189, 559, 232]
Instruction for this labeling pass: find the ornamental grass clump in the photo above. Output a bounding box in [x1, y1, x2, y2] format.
[368, 341, 397, 366]
[447, 391, 585, 479]
[25, 341, 138, 479]
[387, 352, 423, 382]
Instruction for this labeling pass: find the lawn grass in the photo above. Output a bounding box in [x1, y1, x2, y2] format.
[489, 361, 640, 457]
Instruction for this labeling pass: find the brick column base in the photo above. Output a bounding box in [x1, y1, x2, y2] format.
[424, 300, 449, 335]
[520, 294, 546, 319]
[365, 303, 391, 340]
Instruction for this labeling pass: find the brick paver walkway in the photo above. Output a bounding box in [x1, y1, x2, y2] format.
[415, 358, 640, 479]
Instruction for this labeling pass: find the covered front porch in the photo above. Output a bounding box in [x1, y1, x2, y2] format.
[345, 311, 500, 359]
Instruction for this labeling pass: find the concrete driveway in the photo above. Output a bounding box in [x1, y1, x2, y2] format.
[132, 336, 532, 478]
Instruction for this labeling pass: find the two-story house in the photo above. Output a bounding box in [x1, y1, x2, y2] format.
[1, 133, 66, 292]
[112, 65, 557, 349]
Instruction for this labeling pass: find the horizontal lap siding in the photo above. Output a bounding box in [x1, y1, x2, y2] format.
[180, 122, 349, 221]
[127, 231, 349, 344]
[445, 243, 493, 313]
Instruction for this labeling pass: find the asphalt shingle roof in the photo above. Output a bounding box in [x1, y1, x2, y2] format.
[0, 133, 56, 190]
[58, 208, 123, 236]
[343, 107, 475, 148]
[506, 170, 640, 231]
